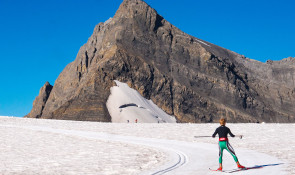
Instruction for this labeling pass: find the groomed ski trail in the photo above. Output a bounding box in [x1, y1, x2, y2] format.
[1, 124, 286, 175]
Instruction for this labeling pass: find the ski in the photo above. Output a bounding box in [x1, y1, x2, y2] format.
[222, 168, 248, 173]
[209, 167, 252, 173]
[224, 166, 264, 173]
[209, 168, 227, 173]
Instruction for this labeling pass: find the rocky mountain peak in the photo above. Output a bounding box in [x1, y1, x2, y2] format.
[115, 0, 152, 17]
[26, 0, 295, 123]
[113, 0, 164, 34]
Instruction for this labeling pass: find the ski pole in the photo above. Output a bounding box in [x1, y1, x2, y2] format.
[194, 135, 243, 139]
[194, 136, 212, 138]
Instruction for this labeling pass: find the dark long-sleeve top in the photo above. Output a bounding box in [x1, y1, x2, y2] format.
[212, 125, 235, 138]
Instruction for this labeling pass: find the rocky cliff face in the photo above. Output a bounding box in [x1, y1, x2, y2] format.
[26, 0, 295, 123]
[25, 82, 53, 118]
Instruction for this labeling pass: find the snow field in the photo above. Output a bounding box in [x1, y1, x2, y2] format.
[106, 80, 176, 123]
[0, 119, 167, 175]
[0, 117, 293, 174]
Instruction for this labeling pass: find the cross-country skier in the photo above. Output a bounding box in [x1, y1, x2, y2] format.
[212, 118, 245, 171]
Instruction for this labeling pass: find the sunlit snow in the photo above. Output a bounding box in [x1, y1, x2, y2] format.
[106, 80, 176, 123]
[196, 39, 211, 47]
[0, 116, 292, 174]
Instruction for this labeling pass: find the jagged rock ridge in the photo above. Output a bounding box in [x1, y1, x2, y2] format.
[26, 0, 295, 123]
[26, 82, 52, 119]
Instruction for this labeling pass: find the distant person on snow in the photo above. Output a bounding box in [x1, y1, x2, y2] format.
[212, 118, 245, 171]
[135, 119, 138, 123]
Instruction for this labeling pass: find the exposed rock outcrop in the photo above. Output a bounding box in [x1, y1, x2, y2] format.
[26, 0, 295, 123]
[25, 82, 53, 118]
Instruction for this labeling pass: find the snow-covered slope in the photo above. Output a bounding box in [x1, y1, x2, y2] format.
[106, 80, 176, 123]
[0, 117, 292, 174]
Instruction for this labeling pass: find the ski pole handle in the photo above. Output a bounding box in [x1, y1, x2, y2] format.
[236, 135, 243, 139]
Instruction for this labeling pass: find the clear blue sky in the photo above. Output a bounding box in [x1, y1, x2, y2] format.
[0, 0, 294, 117]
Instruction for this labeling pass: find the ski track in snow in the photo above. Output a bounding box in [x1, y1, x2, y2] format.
[1, 124, 188, 175]
[0, 117, 291, 175]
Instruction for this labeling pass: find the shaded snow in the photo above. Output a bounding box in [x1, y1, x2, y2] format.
[106, 80, 176, 123]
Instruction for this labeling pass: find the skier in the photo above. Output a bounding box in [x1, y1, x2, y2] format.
[212, 118, 245, 171]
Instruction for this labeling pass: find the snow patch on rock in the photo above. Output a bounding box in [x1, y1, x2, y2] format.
[104, 17, 112, 25]
[196, 39, 211, 47]
[106, 80, 176, 123]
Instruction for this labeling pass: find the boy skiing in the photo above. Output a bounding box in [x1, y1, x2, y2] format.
[212, 118, 245, 171]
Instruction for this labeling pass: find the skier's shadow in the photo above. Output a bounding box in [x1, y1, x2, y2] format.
[247, 163, 283, 170]
[229, 163, 284, 173]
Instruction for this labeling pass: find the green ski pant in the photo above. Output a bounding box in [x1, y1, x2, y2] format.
[219, 141, 238, 164]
